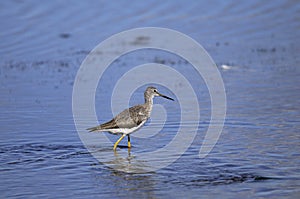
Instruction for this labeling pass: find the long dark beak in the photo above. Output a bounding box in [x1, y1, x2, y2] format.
[158, 93, 174, 101]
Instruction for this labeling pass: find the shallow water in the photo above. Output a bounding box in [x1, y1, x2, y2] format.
[1, 1, 300, 198]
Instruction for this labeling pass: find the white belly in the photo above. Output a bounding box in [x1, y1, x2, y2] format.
[107, 120, 146, 135]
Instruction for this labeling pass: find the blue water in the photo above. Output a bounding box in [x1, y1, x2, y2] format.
[1, 1, 300, 198]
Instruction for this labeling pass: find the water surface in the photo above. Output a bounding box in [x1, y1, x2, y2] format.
[0, 1, 299, 198]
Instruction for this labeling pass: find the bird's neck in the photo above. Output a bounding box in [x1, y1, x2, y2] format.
[145, 96, 153, 105]
[144, 96, 153, 113]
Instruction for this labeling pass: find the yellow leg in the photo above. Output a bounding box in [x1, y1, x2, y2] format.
[113, 134, 125, 150]
[127, 135, 131, 148]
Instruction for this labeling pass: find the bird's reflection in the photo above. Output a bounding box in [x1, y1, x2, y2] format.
[112, 147, 133, 170]
[91, 146, 156, 198]
[89, 144, 153, 173]
[108, 167, 156, 196]
[110, 146, 148, 173]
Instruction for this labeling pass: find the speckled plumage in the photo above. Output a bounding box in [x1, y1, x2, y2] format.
[87, 86, 174, 150]
[87, 105, 149, 133]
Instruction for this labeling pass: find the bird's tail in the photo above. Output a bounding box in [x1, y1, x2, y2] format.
[86, 126, 101, 132]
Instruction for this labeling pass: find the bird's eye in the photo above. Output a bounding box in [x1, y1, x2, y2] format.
[154, 89, 157, 93]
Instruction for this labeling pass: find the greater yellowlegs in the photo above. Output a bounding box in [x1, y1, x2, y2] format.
[87, 86, 174, 150]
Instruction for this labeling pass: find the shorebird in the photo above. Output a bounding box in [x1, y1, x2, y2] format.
[87, 86, 174, 150]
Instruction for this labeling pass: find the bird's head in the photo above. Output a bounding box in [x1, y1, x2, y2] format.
[145, 86, 174, 101]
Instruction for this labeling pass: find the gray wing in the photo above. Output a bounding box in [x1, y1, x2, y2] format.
[87, 105, 148, 132]
[113, 105, 148, 128]
[86, 119, 117, 132]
